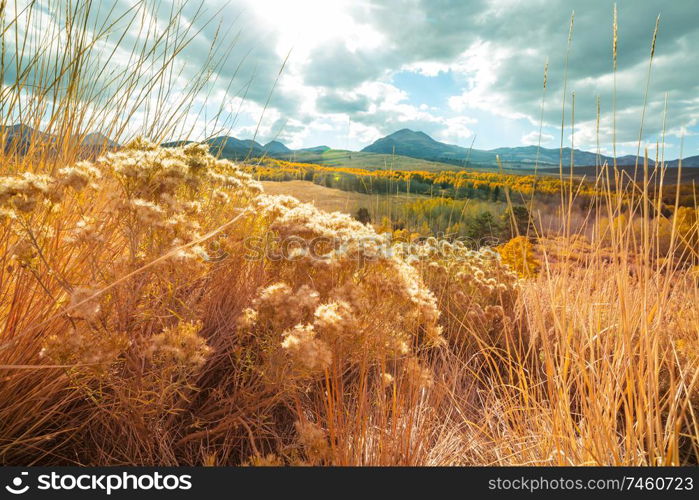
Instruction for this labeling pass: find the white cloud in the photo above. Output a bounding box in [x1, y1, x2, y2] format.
[521, 131, 554, 145]
[437, 116, 476, 143]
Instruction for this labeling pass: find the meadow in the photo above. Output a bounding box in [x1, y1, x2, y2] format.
[261, 180, 508, 242]
[260, 179, 431, 220]
[272, 148, 469, 172]
[0, 0, 697, 466]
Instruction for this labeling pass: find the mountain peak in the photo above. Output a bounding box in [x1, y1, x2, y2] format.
[361, 129, 671, 168]
[82, 132, 118, 147]
[388, 128, 434, 140]
[264, 140, 291, 154]
[362, 128, 466, 159]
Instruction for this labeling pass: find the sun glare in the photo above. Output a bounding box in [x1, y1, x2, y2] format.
[247, 0, 382, 56]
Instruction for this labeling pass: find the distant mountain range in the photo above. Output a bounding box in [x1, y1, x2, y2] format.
[184, 128, 699, 169]
[1, 124, 118, 155]
[161, 135, 331, 160]
[360, 128, 699, 168]
[4, 124, 698, 169]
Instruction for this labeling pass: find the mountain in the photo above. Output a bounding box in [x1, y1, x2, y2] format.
[362, 129, 525, 165]
[362, 129, 470, 161]
[2, 124, 43, 141]
[203, 137, 329, 159]
[4, 123, 694, 171]
[2, 125, 120, 156]
[296, 145, 330, 154]
[614, 154, 655, 167]
[77, 132, 120, 158]
[263, 140, 291, 155]
[205, 136, 264, 159]
[1, 124, 54, 154]
[667, 155, 699, 168]
[491, 148, 654, 167]
[361, 129, 664, 168]
[491, 145, 614, 166]
[81, 132, 119, 148]
[198, 136, 295, 159]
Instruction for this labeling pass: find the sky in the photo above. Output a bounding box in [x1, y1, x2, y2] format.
[7, 0, 699, 159]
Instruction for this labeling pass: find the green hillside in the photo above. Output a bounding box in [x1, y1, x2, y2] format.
[270, 148, 470, 172]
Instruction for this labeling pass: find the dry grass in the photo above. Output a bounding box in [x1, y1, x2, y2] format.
[0, 0, 697, 466]
[260, 179, 429, 221]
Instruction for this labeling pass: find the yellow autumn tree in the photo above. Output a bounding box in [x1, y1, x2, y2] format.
[497, 235, 540, 277]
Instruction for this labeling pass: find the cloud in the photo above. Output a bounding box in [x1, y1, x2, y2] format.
[316, 93, 371, 114]
[297, 0, 699, 153]
[434, 1, 699, 150]
[521, 131, 555, 145]
[437, 116, 477, 143]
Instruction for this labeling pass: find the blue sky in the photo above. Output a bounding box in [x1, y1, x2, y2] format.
[8, 0, 699, 160]
[392, 71, 458, 110]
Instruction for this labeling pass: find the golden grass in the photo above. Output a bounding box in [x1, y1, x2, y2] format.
[0, 0, 697, 466]
[260, 179, 431, 223]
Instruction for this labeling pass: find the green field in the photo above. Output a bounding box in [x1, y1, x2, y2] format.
[270, 148, 541, 175]
[272, 149, 466, 172]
